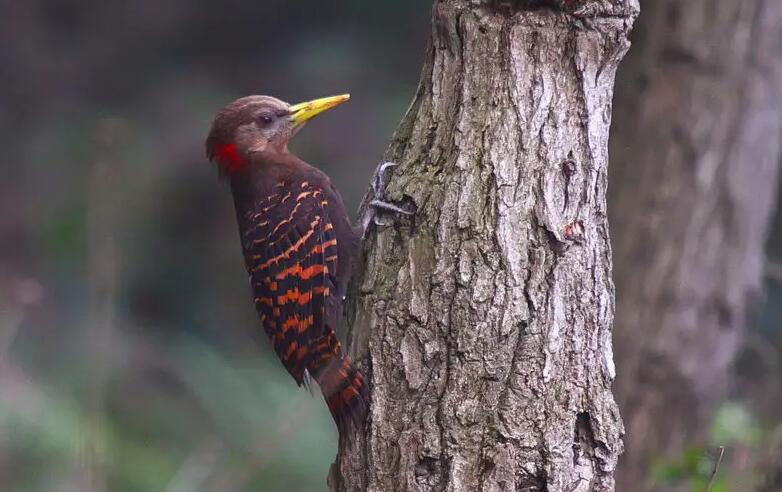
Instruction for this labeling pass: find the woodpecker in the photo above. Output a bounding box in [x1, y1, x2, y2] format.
[206, 94, 409, 433]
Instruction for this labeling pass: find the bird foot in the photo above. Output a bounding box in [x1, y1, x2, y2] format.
[371, 161, 397, 199]
[361, 162, 413, 238]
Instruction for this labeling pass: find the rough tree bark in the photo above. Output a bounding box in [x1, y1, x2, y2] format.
[329, 1, 638, 491]
[609, 2, 782, 489]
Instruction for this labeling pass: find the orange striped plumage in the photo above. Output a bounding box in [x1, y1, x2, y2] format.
[236, 175, 366, 433]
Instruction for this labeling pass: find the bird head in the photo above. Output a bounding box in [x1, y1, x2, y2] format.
[206, 94, 350, 175]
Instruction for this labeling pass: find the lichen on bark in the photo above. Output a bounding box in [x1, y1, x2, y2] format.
[332, 1, 638, 490]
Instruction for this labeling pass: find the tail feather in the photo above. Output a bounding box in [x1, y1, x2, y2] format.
[309, 329, 368, 434]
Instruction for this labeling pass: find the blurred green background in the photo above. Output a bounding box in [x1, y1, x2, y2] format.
[0, 2, 428, 491]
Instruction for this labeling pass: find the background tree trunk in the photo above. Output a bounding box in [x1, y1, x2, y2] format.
[609, 1, 782, 489]
[331, 1, 638, 490]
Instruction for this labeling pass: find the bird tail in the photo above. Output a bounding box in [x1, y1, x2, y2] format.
[309, 329, 368, 434]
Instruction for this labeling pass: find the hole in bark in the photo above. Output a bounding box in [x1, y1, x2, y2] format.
[414, 457, 442, 486]
[573, 411, 596, 465]
[561, 157, 577, 176]
[517, 468, 547, 491]
[399, 194, 418, 215]
[482, 458, 496, 475]
[543, 227, 568, 253]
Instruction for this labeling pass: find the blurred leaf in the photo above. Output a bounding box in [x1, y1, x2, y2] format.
[710, 401, 761, 446]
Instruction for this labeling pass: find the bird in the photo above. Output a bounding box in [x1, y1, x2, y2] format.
[205, 94, 410, 434]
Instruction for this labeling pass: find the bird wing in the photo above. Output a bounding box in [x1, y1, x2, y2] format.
[240, 180, 340, 385]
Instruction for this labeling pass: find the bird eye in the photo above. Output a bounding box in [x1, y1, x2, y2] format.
[258, 113, 274, 126]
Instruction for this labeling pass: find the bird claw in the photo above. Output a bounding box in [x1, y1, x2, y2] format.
[371, 161, 397, 199]
[361, 161, 412, 238]
[369, 198, 413, 216]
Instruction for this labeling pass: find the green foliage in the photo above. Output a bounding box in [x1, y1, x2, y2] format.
[710, 402, 762, 447]
[647, 401, 766, 492]
[648, 447, 727, 492]
[0, 331, 336, 492]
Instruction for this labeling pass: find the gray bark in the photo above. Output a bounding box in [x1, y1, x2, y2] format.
[609, 1, 782, 489]
[332, 1, 638, 490]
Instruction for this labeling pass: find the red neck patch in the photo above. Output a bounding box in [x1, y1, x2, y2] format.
[212, 143, 247, 174]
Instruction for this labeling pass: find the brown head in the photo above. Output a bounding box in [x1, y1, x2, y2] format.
[206, 94, 350, 175]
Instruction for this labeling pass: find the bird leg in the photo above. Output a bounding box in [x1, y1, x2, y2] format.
[360, 162, 413, 238]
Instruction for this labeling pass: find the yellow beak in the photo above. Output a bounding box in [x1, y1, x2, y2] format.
[289, 94, 350, 126]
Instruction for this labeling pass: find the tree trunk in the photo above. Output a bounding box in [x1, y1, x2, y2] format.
[331, 1, 638, 490]
[609, 1, 782, 489]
